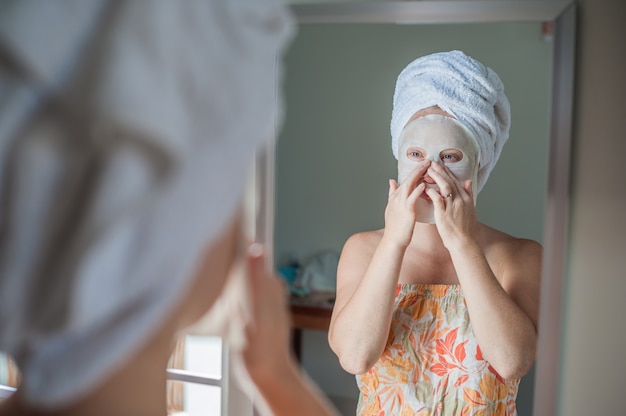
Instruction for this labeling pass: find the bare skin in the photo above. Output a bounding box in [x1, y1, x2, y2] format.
[328, 108, 541, 381]
[0, 214, 338, 416]
[243, 245, 339, 416]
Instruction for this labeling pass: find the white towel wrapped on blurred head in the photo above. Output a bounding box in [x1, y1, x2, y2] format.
[0, 0, 293, 408]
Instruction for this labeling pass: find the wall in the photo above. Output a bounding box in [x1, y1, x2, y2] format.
[275, 22, 551, 415]
[559, 0, 626, 415]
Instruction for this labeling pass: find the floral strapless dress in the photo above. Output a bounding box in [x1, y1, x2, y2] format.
[356, 284, 519, 416]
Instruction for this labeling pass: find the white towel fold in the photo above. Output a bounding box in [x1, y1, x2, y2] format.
[390, 50, 511, 193]
[0, 0, 293, 407]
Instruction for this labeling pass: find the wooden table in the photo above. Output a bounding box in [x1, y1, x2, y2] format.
[289, 292, 335, 361]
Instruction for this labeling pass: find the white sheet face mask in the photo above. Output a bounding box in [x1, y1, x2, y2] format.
[397, 114, 480, 224]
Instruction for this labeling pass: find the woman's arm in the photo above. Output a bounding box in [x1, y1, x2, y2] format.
[426, 162, 540, 380]
[242, 245, 339, 416]
[248, 356, 340, 416]
[328, 232, 407, 374]
[328, 163, 430, 374]
[448, 238, 540, 380]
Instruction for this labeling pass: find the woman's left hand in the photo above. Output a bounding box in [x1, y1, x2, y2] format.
[424, 162, 478, 250]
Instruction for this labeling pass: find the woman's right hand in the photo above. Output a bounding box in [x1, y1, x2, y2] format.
[329, 164, 429, 373]
[241, 244, 292, 383]
[242, 244, 340, 416]
[384, 162, 430, 247]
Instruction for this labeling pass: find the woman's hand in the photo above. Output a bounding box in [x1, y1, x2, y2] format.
[424, 162, 478, 250]
[385, 162, 430, 247]
[241, 243, 340, 416]
[241, 244, 293, 383]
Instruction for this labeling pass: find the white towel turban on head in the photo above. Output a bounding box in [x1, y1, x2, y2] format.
[390, 50, 511, 193]
[0, 0, 293, 408]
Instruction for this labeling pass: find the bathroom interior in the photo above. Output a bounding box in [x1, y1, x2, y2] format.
[0, 2, 568, 415]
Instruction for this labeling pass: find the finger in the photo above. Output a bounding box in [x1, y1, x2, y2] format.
[245, 244, 264, 309]
[389, 179, 398, 197]
[426, 168, 452, 198]
[428, 163, 460, 197]
[425, 187, 445, 211]
[407, 182, 426, 205]
[249, 243, 289, 294]
[247, 243, 265, 282]
[401, 161, 431, 192]
[430, 162, 459, 186]
[463, 180, 474, 201]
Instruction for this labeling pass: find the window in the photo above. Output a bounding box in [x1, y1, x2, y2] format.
[166, 336, 227, 416]
[0, 353, 18, 400]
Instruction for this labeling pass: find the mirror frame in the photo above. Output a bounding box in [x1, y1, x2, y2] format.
[258, 2, 576, 415]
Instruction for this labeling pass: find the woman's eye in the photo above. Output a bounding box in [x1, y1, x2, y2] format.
[407, 149, 424, 159]
[441, 152, 462, 163]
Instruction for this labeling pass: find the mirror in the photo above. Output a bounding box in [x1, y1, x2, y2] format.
[263, 2, 575, 415]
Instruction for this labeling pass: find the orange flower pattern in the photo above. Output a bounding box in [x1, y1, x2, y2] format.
[356, 284, 519, 415]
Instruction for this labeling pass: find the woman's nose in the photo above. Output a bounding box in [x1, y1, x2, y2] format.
[422, 173, 436, 184]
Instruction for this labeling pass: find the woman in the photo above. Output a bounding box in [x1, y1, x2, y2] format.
[0, 1, 337, 415]
[328, 51, 541, 415]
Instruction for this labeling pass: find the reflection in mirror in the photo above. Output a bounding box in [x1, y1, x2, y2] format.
[274, 20, 551, 415]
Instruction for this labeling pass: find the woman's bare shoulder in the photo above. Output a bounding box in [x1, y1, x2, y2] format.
[479, 224, 543, 274]
[343, 229, 384, 253]
[339, 229, 384, 267]
[480, 224, 542, 252]
[479, 224, 542, 328]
